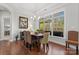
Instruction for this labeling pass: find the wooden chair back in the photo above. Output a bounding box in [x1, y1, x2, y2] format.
[41, 32, 49, 44]
[24, 31, 31, 44]
[43, 32, 49, 40]
[68, 31, 78, 41]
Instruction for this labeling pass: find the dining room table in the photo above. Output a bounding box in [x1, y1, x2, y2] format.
[31, 32, 43, 51]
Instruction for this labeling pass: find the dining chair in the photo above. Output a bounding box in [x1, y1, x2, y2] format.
[23, 31, 32, 50]
[40, 32, 49, 52]
[66, 31, 79, 54]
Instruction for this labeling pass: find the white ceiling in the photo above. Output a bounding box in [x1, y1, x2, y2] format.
[6, 3, 57, 14]
[6, 3, 49, 12]
[0, 5, 8, 11]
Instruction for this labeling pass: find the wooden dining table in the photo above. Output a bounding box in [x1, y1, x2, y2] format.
[31, 32, 43, 40]
[31, 32, 43, 51]
[20, 31, 43, 51]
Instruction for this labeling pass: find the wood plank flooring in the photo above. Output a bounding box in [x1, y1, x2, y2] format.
[0, 40, 78, 55]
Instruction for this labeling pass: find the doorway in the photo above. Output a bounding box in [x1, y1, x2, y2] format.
[3, 16, 11, 40]
[0, 5, 11, 41]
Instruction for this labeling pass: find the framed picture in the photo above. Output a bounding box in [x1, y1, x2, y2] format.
[19, 16, 28, 29]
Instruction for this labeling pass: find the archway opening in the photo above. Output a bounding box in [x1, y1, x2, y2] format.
[0, 5, 11, 40]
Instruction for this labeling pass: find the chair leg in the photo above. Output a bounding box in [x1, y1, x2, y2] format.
[43, 44, 45, 52]
[66, 42, 69, 49]
[68, 44, 69, 48]
[76, 45, 78, 55]
[46, 43, 49, 52]
[29, 44, 32, 51]
[46, 43, 49, 48]
[66, 42, 67, 48]
[24, 40, 25, 45]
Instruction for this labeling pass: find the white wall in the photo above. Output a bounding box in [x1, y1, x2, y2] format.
[0, 4, 33, 41]
[0, 4, 35, 41]
[11, 11, 33, 40]
[39, 4, 79, 45]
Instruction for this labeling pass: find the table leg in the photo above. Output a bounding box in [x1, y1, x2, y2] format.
[37, 40, 41, 52]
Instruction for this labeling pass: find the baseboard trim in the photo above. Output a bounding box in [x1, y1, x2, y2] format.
[48, 40, 79, 50]
[48, 41, 65, 47]
[0, 39, 15, 42]
[49, 39, 65, 46]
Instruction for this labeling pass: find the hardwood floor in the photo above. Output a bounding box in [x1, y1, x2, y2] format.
[0, 40, 78, 55]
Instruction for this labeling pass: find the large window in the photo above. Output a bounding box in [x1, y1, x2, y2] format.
[39, 18, 51, 32]
[53, 11, 64, 37]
